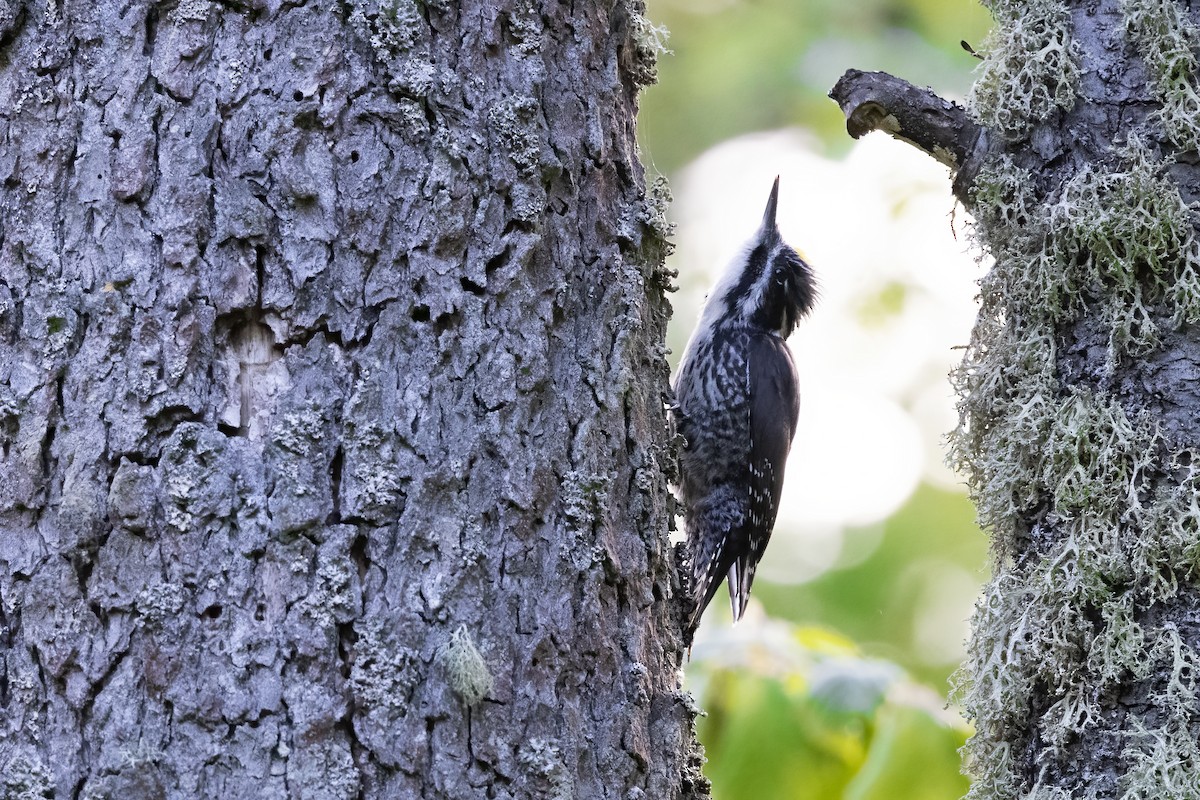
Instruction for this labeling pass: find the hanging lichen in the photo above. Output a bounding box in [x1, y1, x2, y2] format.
[439, 625, 493, 707]
[966, 0, 1081, 139]
[1122, 0, 1200, 153]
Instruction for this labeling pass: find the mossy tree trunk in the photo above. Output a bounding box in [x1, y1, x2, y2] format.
[835, 0, 1200, 796]
[0, 2, 706, 797]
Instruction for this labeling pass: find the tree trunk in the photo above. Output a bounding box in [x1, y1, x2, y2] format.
[0, 2, 706, 797]
[834, 0, 1200, 796]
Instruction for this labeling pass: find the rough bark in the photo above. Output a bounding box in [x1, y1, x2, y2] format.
[838, 0, 1200, 796]
[0, 1, 707, 798]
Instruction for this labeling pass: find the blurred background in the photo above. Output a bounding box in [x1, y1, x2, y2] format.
[641, 0, 995, 796]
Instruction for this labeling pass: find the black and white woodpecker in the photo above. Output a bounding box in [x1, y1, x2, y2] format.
[672, 177, 816, 634]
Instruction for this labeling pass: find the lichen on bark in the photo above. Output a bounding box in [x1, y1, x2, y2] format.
[949, 0, 1200, 796]
[0, 1, 705, 797]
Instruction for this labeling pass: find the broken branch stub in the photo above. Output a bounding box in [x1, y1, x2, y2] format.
[829, 69, 987, 201]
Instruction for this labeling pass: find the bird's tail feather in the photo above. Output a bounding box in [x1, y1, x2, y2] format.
[727, 555, 757, 622]
[688, 537, 728, 632]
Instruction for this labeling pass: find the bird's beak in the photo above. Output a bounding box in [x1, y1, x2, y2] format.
[761, 176, 780, 231]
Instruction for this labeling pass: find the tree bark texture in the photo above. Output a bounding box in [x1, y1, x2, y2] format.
[0, 2, 705, 798]
[832, 0, 1200, 797]
[838, 0, 1200, 796]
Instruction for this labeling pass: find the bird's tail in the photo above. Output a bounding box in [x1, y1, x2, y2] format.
[726, 554, 757, 623]
[688, 536, 728, 633]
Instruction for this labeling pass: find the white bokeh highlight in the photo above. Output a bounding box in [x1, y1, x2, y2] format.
[668, 128, 986, 578]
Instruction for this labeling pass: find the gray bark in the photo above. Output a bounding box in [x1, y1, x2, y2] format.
[838, 0, 1200, 796]
[0, 1, 707, 798]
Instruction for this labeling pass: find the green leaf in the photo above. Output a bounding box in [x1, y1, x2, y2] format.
[845, 703, 970, 800]
[691, 620, 971, 800]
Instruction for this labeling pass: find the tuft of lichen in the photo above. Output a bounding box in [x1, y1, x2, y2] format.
[1041, 387, 1159, 525]
[439, 624, 493, 706]
[561, 470, 611, 531]
[619, 175, 677, 272]
[347, 0, 436, 97]
[1137, 448, 1200, 596]
[625, 0, 670, 87]
[342, 393, 405, 521]
[505, 0, 545, 56]
[488, 95, 543, 176]
[1120, 712, 1200, 798]
[1055, 140, 1200, 353]
[966, 0, 1080, 139]
[298, 559, 357, 628]
[273, 404, 327, 455]
[135, 582, 188, 627]
[350, 0, 422, 57]
[1122, 0, 1200, 152]
[173, 0, 211, 22]
[642, 175, 676, 246]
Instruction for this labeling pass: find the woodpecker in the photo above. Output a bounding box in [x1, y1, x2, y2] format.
[672, 177, 815, 634]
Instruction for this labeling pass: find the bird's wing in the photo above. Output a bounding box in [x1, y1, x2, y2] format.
[728, 333, 800, 621]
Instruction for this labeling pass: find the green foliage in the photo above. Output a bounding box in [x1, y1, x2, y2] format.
[755, 485, 987, 692]
[691, 625, 969, 800]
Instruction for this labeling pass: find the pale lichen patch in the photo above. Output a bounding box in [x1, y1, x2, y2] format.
[1053, 141, 1200, 354]
[520, 738, 575, 800]
[626, 1, 670, 88]
[1122, 0, 1200, 152]
[439, 624, 493, 706]
[966, 0, 1080, 138]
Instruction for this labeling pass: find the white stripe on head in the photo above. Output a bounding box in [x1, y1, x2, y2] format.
[694, 236, 759, 333]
